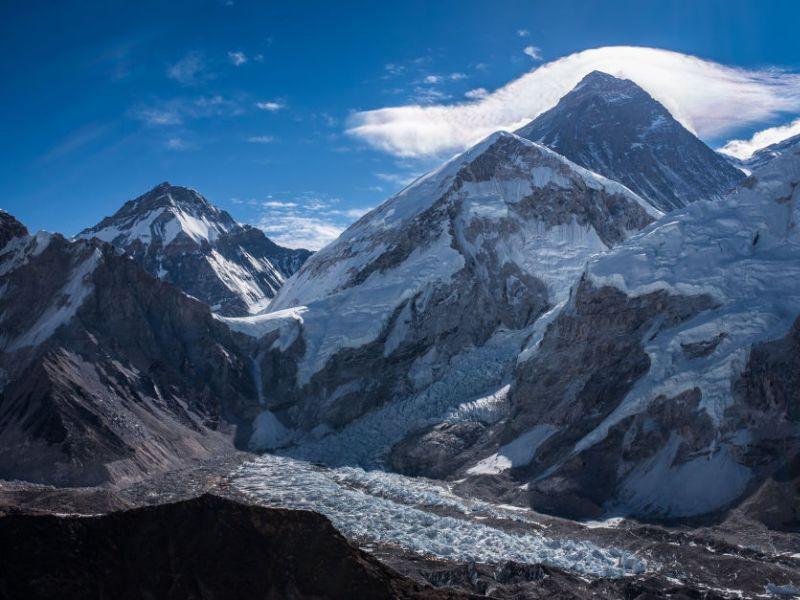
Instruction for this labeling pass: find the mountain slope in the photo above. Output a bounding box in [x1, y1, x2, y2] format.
[0, 215, 261, 486]
[724, 133, 800, 173]
[225, 131, 659, 462]
[455, 134, 800, 522]
[516, 71, 745, 213]
[78, 182, 311, 316]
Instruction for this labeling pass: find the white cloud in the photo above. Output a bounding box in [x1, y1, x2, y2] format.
[410, 87, 450, 104]
[523, 46, 542, 61]
[517, 29, 530, 37]
[132, 107, 182, 126]
[253, 192, 371, 250]
[464, 87, 489, 100]
[167, 52, 208, 85]
[422, 73, 466, 85]
[258, 214, 343, 250]
[718, 117, 800, 159]
[165, 137, 188, 150]
[228, 51, 247, 66]
[347, 46, 800, 158]
[247, 135, 275, 143]
[255, 101, 285, 111]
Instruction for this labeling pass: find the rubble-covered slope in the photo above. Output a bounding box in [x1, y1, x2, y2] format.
[0, 216, 260, 486]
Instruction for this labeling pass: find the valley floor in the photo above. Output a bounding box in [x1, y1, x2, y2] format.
[2, 452, 799, 599]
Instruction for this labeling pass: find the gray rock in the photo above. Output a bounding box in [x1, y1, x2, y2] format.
[78, 182, 311, 316]
[516, 71, 746, 212]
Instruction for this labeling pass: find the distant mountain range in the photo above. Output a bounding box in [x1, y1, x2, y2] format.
[2, 71, 799, 533]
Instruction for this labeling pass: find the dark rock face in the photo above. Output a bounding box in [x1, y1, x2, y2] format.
[452, 279, 718, 519]
[78, 182, 311, 316]
[394, 558, 733, 600]
[390, 421, 488, 479]
[0, 494, 459, 600]
[516, 71, 745, 212]
[0, 210, 27, 248]
[0, 225, 261, 487]
[728, 314, 800, 531]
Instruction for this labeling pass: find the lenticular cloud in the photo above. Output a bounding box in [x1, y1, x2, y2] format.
[347, 46, 800, 158]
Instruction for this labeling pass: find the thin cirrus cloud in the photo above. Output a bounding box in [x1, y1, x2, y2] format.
[523, 46, 542, 60]
[718, 117, 800, 159]
[255, 101, 285, 111]
[228, 51, 248, 66]
[166, 52, 210, 85]
[247, 135, 275, 143]
[255, 193, 372, 250]
[346, 46, 800, 159]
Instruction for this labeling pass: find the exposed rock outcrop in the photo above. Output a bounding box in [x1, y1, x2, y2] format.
[517, 71, 745, 212]
[0, 223, 260, 486]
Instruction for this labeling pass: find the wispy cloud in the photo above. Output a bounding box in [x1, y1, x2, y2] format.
[255, 101, 285, 111]
[421, 73, 466, 84]
[131, 106, 183, 126]
[167, 51, 210, 85]
[253, 191, 373, 250]
[464, 87, 489, 100]
[517, 29, 530, 37]
[131, 95, 243, 127]
[718, 117, 800, 159]
[228, 51, 247, 66]
[165, 137, 189, 150]
[347, 46, 800, 158]
[247, 135, 275, 143]
[523, 45, 543, 61]
[259, 215, 344, 250]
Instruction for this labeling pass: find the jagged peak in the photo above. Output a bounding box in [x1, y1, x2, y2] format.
[78, 183, 237, 247]
[0, 209, 29, 249]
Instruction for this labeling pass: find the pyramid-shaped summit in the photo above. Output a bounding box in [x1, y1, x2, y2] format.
[78, 183, 311, 316]
[516, 70, 745, 212]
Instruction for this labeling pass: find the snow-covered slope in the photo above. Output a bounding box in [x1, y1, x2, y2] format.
[725, 133, 800, 174]
[457, 137, 800, 520]
[516, 71, 745, 213]
[78, 182, 311, 316]
[225, 131, 658, 459]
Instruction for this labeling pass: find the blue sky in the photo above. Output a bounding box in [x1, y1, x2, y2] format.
[2, 0, 799, 249]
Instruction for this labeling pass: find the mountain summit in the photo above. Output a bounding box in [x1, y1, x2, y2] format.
[78, 183, 311, 316]
[226, 131, 658, 461]
[516, 71, 745, 212]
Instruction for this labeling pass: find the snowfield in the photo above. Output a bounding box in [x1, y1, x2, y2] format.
[232, 454, 647, 578]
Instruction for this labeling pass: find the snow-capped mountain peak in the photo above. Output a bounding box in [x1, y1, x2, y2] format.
[516, 71, 745, 212]
[78, 182, 237, 249]
[230, 130, 658, 457]
[77, 183, 311, 316]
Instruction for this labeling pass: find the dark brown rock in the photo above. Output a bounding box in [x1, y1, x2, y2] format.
[0, 493, 465, 600]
